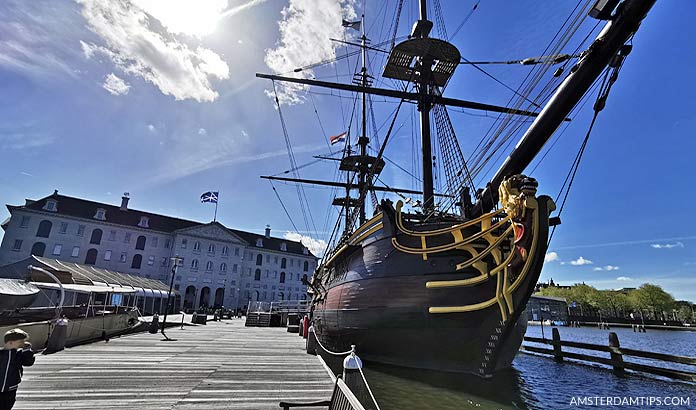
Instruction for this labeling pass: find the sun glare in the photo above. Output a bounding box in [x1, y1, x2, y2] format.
[135, 0, 229, 38]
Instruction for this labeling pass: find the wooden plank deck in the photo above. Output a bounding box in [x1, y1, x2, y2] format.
[14, 318, 334, 409]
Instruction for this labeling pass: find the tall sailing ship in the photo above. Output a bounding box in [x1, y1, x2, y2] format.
[257, 0, 655, 376]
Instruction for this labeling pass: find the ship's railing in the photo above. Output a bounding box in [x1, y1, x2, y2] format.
[521, 327, 696, 382]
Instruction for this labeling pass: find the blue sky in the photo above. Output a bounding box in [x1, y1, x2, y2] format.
[1, 1, 694, 301]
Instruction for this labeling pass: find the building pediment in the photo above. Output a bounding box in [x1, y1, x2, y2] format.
[174, 222, 246, 244]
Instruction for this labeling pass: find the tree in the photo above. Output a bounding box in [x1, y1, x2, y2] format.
[629, 284, 675, 320]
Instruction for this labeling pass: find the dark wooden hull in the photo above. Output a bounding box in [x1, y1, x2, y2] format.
[311, 195, 554, 377]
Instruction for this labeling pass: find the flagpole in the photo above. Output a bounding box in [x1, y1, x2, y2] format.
[214, 194, 218, 222]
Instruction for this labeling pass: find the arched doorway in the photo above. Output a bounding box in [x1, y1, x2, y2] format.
[199, 287, 211, 308]
[183, 286, 196, 310]
[214, 288, 225, 308]
[30, 242, 46, 257]
[84, 248, 98, 265]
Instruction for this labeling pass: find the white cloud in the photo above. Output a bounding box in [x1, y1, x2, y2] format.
[651, 242, 684, 249]
[544, 252, 558, 263]
[568, 256, 593, 266]
[198, 128, 207, 135]
[0, 133, 55, 150]
[102, 73, 130, 95]
[616, 276, 633, 282]
[77, 0, 230, 102]
[264, 0, 357, 105]
[147, 124, 156, 133]
[283, 232, 328, 257]
[593, 265, 619, 271]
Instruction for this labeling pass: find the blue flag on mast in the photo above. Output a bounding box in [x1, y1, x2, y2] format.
[200, 191, 219, 203]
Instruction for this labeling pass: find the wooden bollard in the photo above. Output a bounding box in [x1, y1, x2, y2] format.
[552, 327, 563, 362]
[608, 332, 624, 376]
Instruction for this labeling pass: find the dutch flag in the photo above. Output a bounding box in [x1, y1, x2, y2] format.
[330, 131, 347, 145]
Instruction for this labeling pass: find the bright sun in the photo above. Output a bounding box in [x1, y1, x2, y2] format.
[135, 0, 229, 38]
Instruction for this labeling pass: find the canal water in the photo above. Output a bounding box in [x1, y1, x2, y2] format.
[322, 325, 696, 409]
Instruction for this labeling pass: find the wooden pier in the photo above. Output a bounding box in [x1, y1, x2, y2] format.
[14, 317, 334, 409]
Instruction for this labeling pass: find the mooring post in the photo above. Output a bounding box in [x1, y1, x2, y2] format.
[552, 327, 563, 362]
[343, 346, 373, 409]
[608, 332, 624, 376]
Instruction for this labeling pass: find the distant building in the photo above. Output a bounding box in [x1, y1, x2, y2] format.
[534, 278, 572, 292]
[0, 191, 318, 311]
[527, 295, 568, 322]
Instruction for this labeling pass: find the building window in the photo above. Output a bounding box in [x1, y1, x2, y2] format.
[256, 254, 263, 266]
[138, 216, 149, 228]
[208, 243, 215, 254]
[29, 242, 45, 257]
[220, 263, 227, 272]
[85, 249, 98, 265]
[304, 261, 309, 272]
[193, 241, 201, 252]
[256, 238, 263, 247]
[120, 252, 127, 262]
[131, 254, 142, 269]
[280, 272, 286, 283]
[43, 199, 57, 212]
[265, 255, 270, 263]
[20, 216, 30, 228]
[72, 246, 80, 257]
[151, 237, 158, 248]
[104, 250, 112, 261]
[59, 222, 68, 234]
[181, 239, 187, 249]
[206, 261, 213, 271]
[222, 246, 228, 256]
[280, 242, 287, 251]
[302, 274, 308, 284]
[254, 269, 261, 281]
[232, 264, 238, 273]
[148, 256, 155, 266]
[52, 244, 62, 256]
[108, 230, 116, 241]
[94, 208, 106, 220]
[164, 239, 171, 249]
[90, 228, 103, 245]
[174, 284, 180, 291]
[77, 224, 85, 237]
[36, 220, 52, 238]
[234, 247, 239, 256]
[191, 259, 199, 269]
[160, 257, 167, 267]
[12, 240, 22, 251]
[281, 258, 287, 269]
[135, 235, 146, 250]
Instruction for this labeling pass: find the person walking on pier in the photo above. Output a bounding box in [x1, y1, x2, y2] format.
[1, 329, 35, 410]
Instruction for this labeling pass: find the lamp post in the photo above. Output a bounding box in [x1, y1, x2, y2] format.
[161, 255, 182, 341]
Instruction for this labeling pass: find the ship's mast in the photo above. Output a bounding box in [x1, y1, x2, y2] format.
[416, 0, 435, 211]
[358, 14, 368, 225]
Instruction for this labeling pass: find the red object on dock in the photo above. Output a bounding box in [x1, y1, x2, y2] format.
[302, 315, 309, 339]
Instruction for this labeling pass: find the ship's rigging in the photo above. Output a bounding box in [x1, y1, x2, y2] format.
[260, 0, 654, 263]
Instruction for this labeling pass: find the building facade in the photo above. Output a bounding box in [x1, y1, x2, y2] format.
[0, 191, 318, 311]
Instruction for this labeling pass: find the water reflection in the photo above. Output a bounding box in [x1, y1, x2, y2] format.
[317, 326, 696, 410]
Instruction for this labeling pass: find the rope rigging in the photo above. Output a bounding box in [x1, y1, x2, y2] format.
[549, 42, 632, 245]
[271, 81, 318, 238]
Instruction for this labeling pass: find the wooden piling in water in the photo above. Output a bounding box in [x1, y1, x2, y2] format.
[552, 327, 563, 362]
[608, 332, 624, 376]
